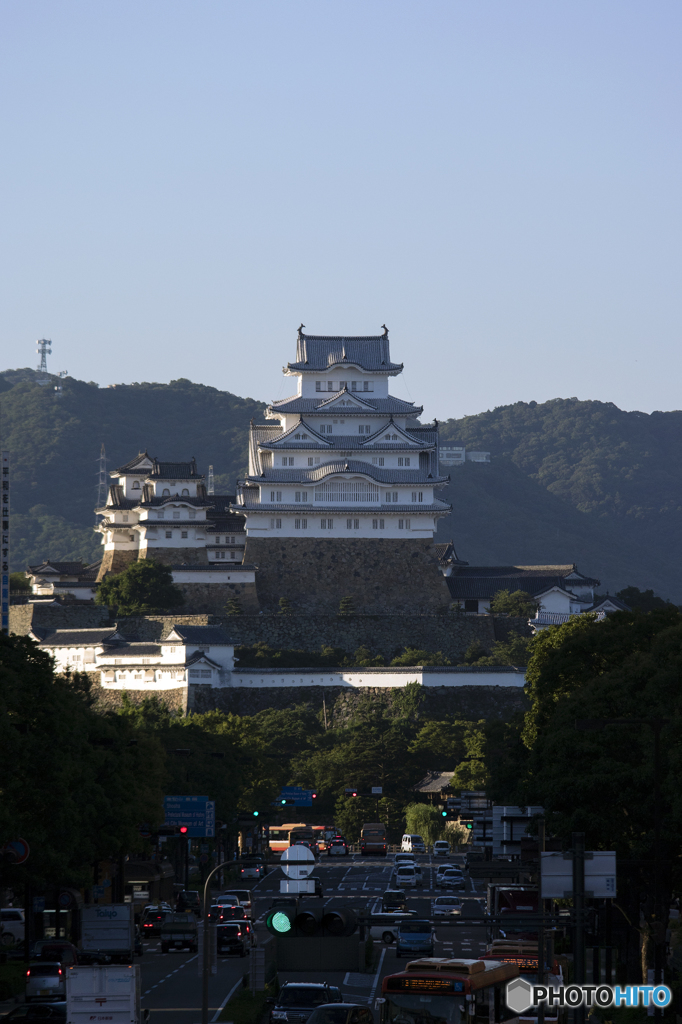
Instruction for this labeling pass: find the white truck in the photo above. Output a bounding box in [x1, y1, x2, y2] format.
[66, 965, 146, 1024]
[80, 904, 134, 964]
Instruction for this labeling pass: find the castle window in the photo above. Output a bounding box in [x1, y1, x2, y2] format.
[215, 536, 220, 544]
[173, 511, 180, 519]
[379, 457, 384, 466]
[295, 434, 301, 439]
[189, 511, 196, 519]
[162, 488, 170, 496]
[122, 514, 129, 522]
[157, 511, 164, 519]
[327, 381, 334, 391]
[346, 519, 360, 530]
[340, 380, 348, 389]
[277, 491, 282, 501]
[302, 433, 308, 439]
[359, 425, 371, 434]
[384, 491, 398, 502]
[411, 491, 424, 503]
[315, 457, 320, 464]
[399, 519, 404, 529]
[288, 458, 294, 466]
[132, 480, 141, 489]
[129, 535, 135, 541]
[182, 488, 189, 495]
[406, 518, 410, 529]
[181, 531, 188, 538]
[351, 381, 357, 391]
[295, 518, 308, 530]
[316, 381, 322, 391]
[372, 519, 385, 530]
[165, 531, 172, 538]
[271, 491, 275, 501]
[230, 550, 236, 558]
[270, 518, 282, 529]
[380, 519, 385, 529]
[363, 381, 370, 391]
[405, 457, 410, 466]
[308, 457, 313, 466]
[321, 518, 333, 529]
[281, 457, 287, 466]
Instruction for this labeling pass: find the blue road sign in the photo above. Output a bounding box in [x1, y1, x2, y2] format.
[273, 786, 314, 808]
[164, 796, 216, 837]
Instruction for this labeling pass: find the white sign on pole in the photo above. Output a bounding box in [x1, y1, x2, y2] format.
[540, 851, 616, 898]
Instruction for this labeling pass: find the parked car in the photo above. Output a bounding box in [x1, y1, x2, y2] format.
[433, 841, 450, 857]
[3, 1002, 67, 1019]
[176, 890, 201, 915]
[394, 865, 419, 889]
[219, 890, 252, 915]
[25, 963, 65, 1002]
[217, 922, 252, 957]
[268, 982, 339, 1023]
[160, 912, 198, 954]
[401, 834, 426, 854]
[307, 1005, 373, 1024]
[327, 839, 349, 857]
[433, 896, 462, 917]
[395, 919, 434, 959]
[0, 908, 25, 945]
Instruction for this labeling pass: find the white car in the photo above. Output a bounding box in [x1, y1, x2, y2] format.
[436, 863, 456, 879]
[433, 841, 450, 857]
[219, 890, 252, 916]
[401, 834, 426, 854]
[215, 894, 241, 907]
[433, 896, 462, 917]
[0, 908, 25, 944]
[395, 865, 420, 889]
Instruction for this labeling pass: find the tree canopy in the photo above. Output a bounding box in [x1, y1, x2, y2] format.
[96, 559, 184, 614]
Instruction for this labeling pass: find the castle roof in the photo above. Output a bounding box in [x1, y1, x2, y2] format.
[27, 560, 90, 576]
[268, 394, 421, 416]
[164, 624, 234, 645]
[150, 458, 203, 479]
[287, 328, 403, 373]
[31, 628, 127, 647]
[113, 452, 153, 475]
[445, 565, 600, 600]
[243, 459, 449, 486]
[237, 501, 451, 515]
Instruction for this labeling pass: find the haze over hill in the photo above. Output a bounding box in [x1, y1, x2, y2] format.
[1, 369, 679, 600]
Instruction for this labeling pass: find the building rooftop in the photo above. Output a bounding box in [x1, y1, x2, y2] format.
[446, 565, 600, 600]
[412, 771, 456, 794]
[286, 328, 403, 373]
[164, 624, 235, 645]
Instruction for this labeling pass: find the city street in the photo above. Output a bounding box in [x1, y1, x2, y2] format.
[139, 852, 486, 1024]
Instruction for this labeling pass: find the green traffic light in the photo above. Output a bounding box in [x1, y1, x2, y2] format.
[253, 811, 259, 817]
[271, 911, 292, 934]
[441, 810, 447, 817]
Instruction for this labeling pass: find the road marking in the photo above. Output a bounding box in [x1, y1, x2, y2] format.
[211, 977, 243, 1023]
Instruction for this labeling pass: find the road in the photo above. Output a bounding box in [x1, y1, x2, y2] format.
[140, 852, 486, 1024]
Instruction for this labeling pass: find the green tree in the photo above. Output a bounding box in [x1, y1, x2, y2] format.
[468, 632, 533, 666]
[9, 572, 30, 592]
[403, 802, 446, 847]
[351, 646, 385, 667]
[338, 595, 355, 617]
[96, 560, 184, 614]
[225, 596, 243, 615]
[390, 648, 451, 666]
[489, 589, 538, 616]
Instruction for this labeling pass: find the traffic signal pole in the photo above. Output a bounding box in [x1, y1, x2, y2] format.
[201, 861, 230, 1024]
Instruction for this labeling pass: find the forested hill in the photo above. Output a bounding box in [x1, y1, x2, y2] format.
[1, 369, 680, 600]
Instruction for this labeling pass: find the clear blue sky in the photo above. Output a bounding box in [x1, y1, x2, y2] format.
[1, 1, 680, 420]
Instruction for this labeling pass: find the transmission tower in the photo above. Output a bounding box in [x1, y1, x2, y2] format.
[36, 338, 52, 373]
[96, 444, 107, 513]
[208, 465, 215, 495]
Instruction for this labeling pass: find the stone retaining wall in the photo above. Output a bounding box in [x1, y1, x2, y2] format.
[113, 612, 497, 661]
[243, 537, 452, 614]
[9, 602, 112, 635]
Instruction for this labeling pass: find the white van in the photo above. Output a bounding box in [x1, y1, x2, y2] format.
[401, 834, 426, 854]
[0, 908, 25, 944]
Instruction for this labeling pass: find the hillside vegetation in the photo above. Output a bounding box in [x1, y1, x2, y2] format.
[1, 370, 679, 599]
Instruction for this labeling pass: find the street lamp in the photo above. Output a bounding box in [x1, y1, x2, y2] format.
[575, 717, 669, 1016]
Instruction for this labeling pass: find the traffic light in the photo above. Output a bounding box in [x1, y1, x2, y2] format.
[253, 811, 259, 817]
[441, 810, 447, 817]
[179, 826, 189, 834]
[344, 787, 358, 798]
[311, 792, 317, 800]
[281, 798, 296, 806]
[266, 906, 358, 938]
[461, 820, 473, 830]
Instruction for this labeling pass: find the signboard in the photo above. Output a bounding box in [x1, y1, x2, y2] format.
[371, 787, 383, 795]
[541, 851, 616, 898]
[164, 796, 215, 837]
[33, 897, 46, 913]
[274, 786, 314, 807]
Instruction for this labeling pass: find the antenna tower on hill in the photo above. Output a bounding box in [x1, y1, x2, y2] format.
[96, 444, 107, 514]
[36, 338, 52, 385]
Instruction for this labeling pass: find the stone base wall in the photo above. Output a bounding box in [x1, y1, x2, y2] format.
[189, 683, 528, 721]
[141, 547, 208, 566]
[113, 612, 495, 661]
[493, 616, 534, 641]
[243, 537, 452, 614]
[97, 549, 138, 580]
[174, 581, 260, 615]
[88, 679, 187, 715]
[10, 602, 112, 636]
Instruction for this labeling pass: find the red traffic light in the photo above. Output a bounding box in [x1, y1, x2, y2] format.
[312, 792, 317, 799]
[179, 826, 189, 834]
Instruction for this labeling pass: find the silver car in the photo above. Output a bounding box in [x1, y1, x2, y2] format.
[25, 962, 65, 1002]
[433, 896, 462, 917]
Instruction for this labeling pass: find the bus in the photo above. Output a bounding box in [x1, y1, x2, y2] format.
[267, 823, 335, 856]
[380, 957, 520, 1024]
[361, 822, 387, 856]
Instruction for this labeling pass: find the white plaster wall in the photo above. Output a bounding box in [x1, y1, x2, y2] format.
[243, 512, 439, 538]
[538, 591, 573, 613]
[229, 668, 525, 688]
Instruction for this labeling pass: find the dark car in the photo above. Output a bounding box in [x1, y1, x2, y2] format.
[140, 908, 167, 936]
[381, 890, 407, 912]
[217, 922, 251, 957]
[211, 905, 247, 923]
[176, 890, 201, 916]
[395, 919, 434, 959]
[2, 1003, 67, 1019]
[32, 942, 78, 966]
[307, 1006, 373, 1024]
[269, 982, 340, 1024]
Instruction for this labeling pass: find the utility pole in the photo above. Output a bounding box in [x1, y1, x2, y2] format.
[95, 444, 107, 515]
[537, 817, 545, 1024]
[36, 338, 51, 375]
[572, 832, 586, 1024]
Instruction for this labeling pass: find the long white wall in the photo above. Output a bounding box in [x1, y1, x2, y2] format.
[227, 666, 525, 688]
